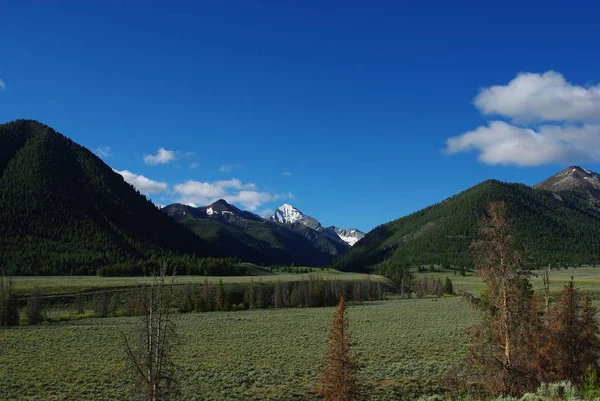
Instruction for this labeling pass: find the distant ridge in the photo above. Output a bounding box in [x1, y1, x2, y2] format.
[265, 204, 365, 246]
[163, 199, 349, 267]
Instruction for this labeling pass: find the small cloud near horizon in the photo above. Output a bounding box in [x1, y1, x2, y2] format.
[144, 147, 177, 165]
[114, 169, 168, 195]
[95, 146, 112, 159]
[189, 162, 199, 169]
[282, 171, 292, 176]
[0, 79, 5, 90]
[220, 164, 242, 172]
[257, 208, 274, 217]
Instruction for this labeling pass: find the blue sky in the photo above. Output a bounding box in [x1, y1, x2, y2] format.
[2, 1, 600, 232]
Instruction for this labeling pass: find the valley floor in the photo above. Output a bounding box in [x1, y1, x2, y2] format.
[9, 269, 385, 297]
[0, 297, 478, 401]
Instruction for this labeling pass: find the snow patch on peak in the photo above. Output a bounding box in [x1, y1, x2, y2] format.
[337, 234, 361, 246]
[206, 207, 217, 216]
[267, 204, 321, 230]
[272, 204, 305, 224]
[327, 226, 366, 246]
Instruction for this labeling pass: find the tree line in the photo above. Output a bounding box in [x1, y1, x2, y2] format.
[0, 275, 389, 326]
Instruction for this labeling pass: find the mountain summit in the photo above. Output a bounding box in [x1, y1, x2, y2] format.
[267, 204, 321, 229]
[163, 200, 348, 266]
[534, 166, 600, 210]
[534, 166, 600, 192]
[265, 204, 365, 246]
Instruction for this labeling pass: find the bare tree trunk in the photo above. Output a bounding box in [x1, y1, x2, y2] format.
[122, 263, 177, 401]
[542, 267, 551, 322]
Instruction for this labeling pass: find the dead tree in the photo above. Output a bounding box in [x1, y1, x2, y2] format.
[122, 264, 178, 401]
[469, 201, 537, 396]
[317, 297, 361, 401]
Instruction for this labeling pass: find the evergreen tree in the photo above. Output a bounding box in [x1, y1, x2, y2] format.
[443, 277, 453, 295]
[0, 270, 19, 326]
[202, 279, 213, 312]
[26, 287, 43, 325]
[215, 279, 225, 311]
[541, 280, 600, 384]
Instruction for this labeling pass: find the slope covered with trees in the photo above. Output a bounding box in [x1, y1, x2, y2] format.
[0, 119, 222, 275]
[330, 178, 600, 272]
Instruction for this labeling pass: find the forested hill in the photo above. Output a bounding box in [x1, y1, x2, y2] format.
[0, 119, 221, 275]
[329, 179, 600, 272]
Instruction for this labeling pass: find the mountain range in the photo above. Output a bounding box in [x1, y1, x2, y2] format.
[162, 201, 354, 266]
[3, 119, 600, 276]
[264, 204, 365, 246]
[330, 166, 600, 272]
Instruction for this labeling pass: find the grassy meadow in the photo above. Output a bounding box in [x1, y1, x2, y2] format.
[2, 266, 600, 400]
[8, 267, 386, 298]
[414, 265, 600, 301]
[0, 296, 479, 401]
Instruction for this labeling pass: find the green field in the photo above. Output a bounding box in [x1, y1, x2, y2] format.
[2, 267, 599, 400]
[9, 268, 388, 298]
[0, 297, 479, 401]
[414, 265, 600, 300]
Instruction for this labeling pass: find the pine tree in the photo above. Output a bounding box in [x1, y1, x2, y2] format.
[443, 277, 453, 295]
[202, 279, 213, 312]
[317, 297, 360, 401]
[274, 282, 283, 308]
[215, 279, 225, 311]
[542, 280, 600, 384]
[75, 289, 85, 315]
[0, 270, 19, 326]
[26, 287, 43, 325]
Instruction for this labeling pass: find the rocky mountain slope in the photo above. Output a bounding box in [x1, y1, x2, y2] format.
[534, 166, 600, 211]
[265, 204, 365, 246]
[163, 200, 349, 266]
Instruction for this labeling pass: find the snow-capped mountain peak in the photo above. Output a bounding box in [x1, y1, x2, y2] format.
[266, 204, 365, 246]
[325, 226, 366, 247]
[267, 204, 322, 230]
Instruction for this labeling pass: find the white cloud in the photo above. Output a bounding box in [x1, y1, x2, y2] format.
[189, 162, 199, 169]
[114, 169, 168, 195]
[475, 71, 600, 123]
[144, 147, 176, 165]
[446, 121, 600, 166]
[220, 164, 242, 172]
[95, 146, 112, 159]
[257, 208, 274, 217]
[0, 79, 5, 90]
[173, 178, 293, 211]
[447, 71, 600, 166]
[282, 171, 292, 176]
